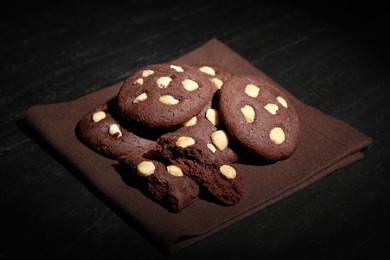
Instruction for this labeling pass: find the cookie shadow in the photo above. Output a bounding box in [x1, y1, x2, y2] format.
[112, 163, 152, 198]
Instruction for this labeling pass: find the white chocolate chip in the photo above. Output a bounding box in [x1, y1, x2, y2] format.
[166, 165, 184, 177]
[136, 161, 155, 177]
[219, 165, 236, 179]
[108, 124, 122, 138]
[270, 127, 285, 145]
[176, 136, 196, 148]
[92, 111, 106, 122]
[170, 65, 184, 72]
[159, 95, 179, 105]
[207, 143, 217, 153]
[183, 116, 197, 126]
[142, 69, 154, 77]
[199, 66, 215, 76]
[211, 78, 223, 89]
[156, 76, 172, 88]
[182, 79, 199, 91]
[240, 105, 255, 123]
[264, 103, 279, 115]
[277, 96, 288, 108]
[211, 130, 229, 151]
[205, 108, 220, 126]
[133, 78, 144, 85]
[245, 84, 260, 98]
[133, 92, 148, 103]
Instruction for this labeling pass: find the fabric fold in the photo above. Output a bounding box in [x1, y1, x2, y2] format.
[24, 38, 373, 254]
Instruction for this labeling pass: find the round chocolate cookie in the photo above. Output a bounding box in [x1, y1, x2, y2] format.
[117, 64, 214, 128]
[218, 76, 300, 161]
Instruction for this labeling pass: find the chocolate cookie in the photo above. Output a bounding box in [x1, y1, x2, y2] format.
[77, 103, 144, 158]
[77, 103, 199, 213]
[158, 129, 243, 206]
[179, 100, 239, 163]
[118, 154, 199, 213]
[218, 76, 300, 161]
[117, 64, 214, 128]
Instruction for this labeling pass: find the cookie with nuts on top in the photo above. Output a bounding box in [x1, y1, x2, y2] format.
[118, 154, 200, 213]
[158, 132, 243, 206]
[218, 76, 300, 162]
[179, 99, 239, 163]
[76, 103, 199, 213]
[77, 103, 144, 158]
[117, 64, 214, 128]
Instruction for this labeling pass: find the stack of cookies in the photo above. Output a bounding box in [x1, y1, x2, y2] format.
[77, 63, 300, 213]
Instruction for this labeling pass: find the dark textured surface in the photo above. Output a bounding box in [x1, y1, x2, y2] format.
[1, 0, 389, 259]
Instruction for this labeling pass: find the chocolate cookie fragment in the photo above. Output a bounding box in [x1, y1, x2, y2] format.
[77, 103, 199, 212]
[118, 155, 199, 213]
[77, 103, 143, 158]
[158, 132, 243, 206]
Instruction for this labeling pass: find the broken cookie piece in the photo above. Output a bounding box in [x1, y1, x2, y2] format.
[77, 103, 199, 212]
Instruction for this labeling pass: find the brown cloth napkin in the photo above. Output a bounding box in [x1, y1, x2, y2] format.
[24, 39, 373, 254]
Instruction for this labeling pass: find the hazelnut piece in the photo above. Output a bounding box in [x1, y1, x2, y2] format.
[219, 165, 237, 179]
[142, 69, 154, 77]
[176, 136, 196, 148]
[205, 108, 220, 126]
[166, 165, 184, 177]
[170, 65, 184, 72]
[269, 127, 285, 144]
[133, 93, 147, 103]
[182, 79, 199, 91]
[159, 95, 179, 105]
[264, 104, 279, 115]
[133, 78, 144, 85]
[92, 111, 106, 123]
[245, 84, 260, 98]
[136, 161, 156, 177]
[240, 105, 255, 123]
[199, 66, 215, 76]
[277, 96, 288, 108]
[211, 78, 223, 89]
[207, 143, 217, 153]
[156, 76, 172, 88]
[108, 124, 122, 138]
[211, 130, 229, 151]
[183, 116, 197, 126]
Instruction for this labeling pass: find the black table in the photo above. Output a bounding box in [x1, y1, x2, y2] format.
[2, 1, 389, 259]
